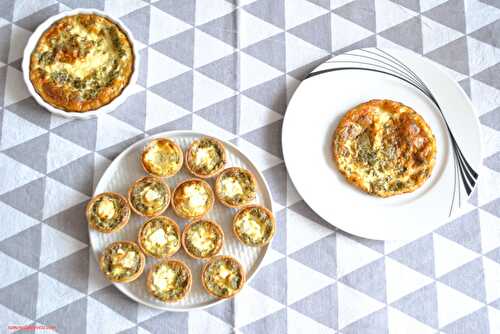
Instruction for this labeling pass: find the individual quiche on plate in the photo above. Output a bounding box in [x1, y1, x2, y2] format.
[182, 219, 224, 259]
[138, 216, 181, 259]
[86, 192, 130, 233]
[185, 137, 226, 178]
[141, 138, 183, 177]
[99, 241, 145, 283]
[147, 260, 192, 303]
[201, 256, 245, 299]
[29, 13, 134, 113]
[171, 179, 214, 220]
[233, 205, 276, 247]
[128, 176, 170, 217]
[333, 99, 436, 197]
[215, 167, 257, 208]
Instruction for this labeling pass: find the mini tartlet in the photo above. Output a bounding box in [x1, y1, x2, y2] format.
[215, 167, 257, 208]
[201, 256, 245, 299]
[182, 220, 224, 259]
[138, 216, 181, 258]
[141, 138, 183, 177]
[86, 192, 130, 233]
[146, 260, 192, 303]
[171, 179, 214, 220]
[233, 205, 275, 247]
[185, 137, 226, 178]
[99, 241, 145, 283]
[128, 176, 170, 217]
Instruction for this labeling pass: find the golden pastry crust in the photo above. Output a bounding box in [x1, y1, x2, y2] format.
[332, 99, 436, 197]
[233, 205, 275, 247]
[29, 13, 134, 112]
[128, 176, 170, 217]
[171, 179, 214, 220]
[181, 219, 224, 259]
[138, 216, 181, 259]
[201, 256, 246, 299]
[215, 167, 257, 208]
[99, 241, 145, 283]
[185, 137, 226, 178]
[146, 260, 192, 303]
[86, 192, 130, 233]
[141, 138, 183, 177]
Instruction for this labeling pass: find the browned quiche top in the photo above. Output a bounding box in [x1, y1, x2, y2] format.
[29, 13, 134, 112]
[333, 99, 436, 197]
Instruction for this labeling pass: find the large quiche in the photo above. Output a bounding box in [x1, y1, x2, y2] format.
[29, 13, 134, 112]
[333, 99, 436, 197]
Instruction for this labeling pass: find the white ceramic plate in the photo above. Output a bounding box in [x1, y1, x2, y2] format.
[22, 8, 139, 119]
[282, 48, 481, 241]
[89, 131, 273, 311]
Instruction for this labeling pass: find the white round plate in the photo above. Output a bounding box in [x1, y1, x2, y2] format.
[282, 48, 481, 241]
[22, 8, 139, 119]
[89, 131, 273, 311]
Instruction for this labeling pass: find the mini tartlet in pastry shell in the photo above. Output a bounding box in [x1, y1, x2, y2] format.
[233, 205, 276, 247]
[201, 255, 246, 299]
[99, 241, 145, 283]
[185, 137, 227, 178]
[128, 176, 170, 217]
[215, 167, 257, 208]
[181, 219, 224, 259]
[138, 216, 181, 259]
[86, 192, 130, 233]
[171, 178, 214, 220]
[146, 260, 192, 303]
[141, 138, 183, 177]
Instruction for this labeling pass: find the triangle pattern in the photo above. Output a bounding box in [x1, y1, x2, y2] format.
[388, 234, 435, 278]
[287, 257, 334, 305]
[0, 201, 39, 242]
[337, 281, 385, 329]
[387, 306, 435, 334]
[87, 297, 135, 334]
[336, 232, 383, 278]
[234, 286, 284, 328]
[391, 283, 438, 328]
[435, 209, 482, 253]
[433, 233, 480, 278]
[385, 257, 433, 304]
[0, 273, 38, 319]
[379, 16, 423, 54]
[0, 251, 36, 289]
[91, 285, 139, 323]
[290, 284, 337, 329]
[0, 109, 47, 150]
[189, 309, 233, 334]
[339, 258, 386, 303]
[333, 0, 375, 32]
[423, 0, 465, 33]
[330, 13, 374, 53]
[436, 281, 484, 327]
[287, 307, 335, 334]
[438, 258, 487, 302]
[41, 247, 89, 293]
[36, 272, 84, 319]
[425, 36, 470, 75]
[289, 234, 336, 278]
[38, 298, 87, 334]
[243, 0, 285, 29]
[0, 178, 45, 221]
[39, 224, 87, 268]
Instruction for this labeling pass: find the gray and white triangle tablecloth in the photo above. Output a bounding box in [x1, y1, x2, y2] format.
[1, 0, 500, 333]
